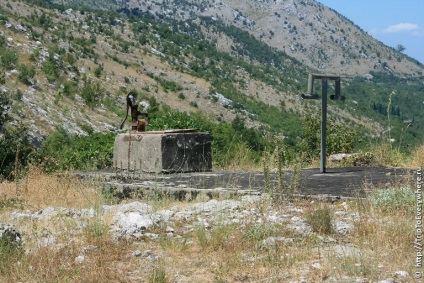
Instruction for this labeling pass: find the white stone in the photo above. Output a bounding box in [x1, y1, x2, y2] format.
[74, 255, 85, 264]
[335, 221, 353, 235]
[394, 271, 408, 278]
[132, 250, 142, 257]
[311, 262, 321, 269]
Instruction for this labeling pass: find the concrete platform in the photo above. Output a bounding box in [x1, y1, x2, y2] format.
[79, 167, 416, 201]
[113, 131, 212, 173]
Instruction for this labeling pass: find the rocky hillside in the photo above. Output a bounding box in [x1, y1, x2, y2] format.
[1, 0, 424, 149]
[205, 0, 423, 76]
[56, 0, 424, 77]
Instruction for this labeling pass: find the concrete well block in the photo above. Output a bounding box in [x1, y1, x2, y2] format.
[113, 132, 212, 173]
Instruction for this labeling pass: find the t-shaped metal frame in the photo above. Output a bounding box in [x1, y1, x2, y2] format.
[301, 74, 345, 173]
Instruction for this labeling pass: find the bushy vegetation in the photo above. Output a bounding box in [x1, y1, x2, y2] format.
[0, 85, 268, 178]
[340, 76, 424, 151]
[370, 186, 415, 212]
[0, 126, 34, 180]
[0, 92, 34, 181]
[0, 93, 271, 176]
[33, 128, 114, 172]
[301, 110, 359, 160]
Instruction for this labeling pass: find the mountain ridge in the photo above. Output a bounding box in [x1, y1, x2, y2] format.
[107, 0, 424, 77]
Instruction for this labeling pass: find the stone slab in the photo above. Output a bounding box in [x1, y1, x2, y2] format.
[113, 132, 212, 173]
[76, 167, 415, 201]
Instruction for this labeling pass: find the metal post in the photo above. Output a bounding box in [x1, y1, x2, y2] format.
[301, 74, 344, 174]
[321, 79, 328, 173]
[307, 73, 314, 95]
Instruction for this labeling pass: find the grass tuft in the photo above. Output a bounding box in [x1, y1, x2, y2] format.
[305, 204, 334, 235]
[149, 260, 168, 283]
[0, 238, 24, 276]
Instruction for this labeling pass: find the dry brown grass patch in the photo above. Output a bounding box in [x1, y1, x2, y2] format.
[409, 143, 424, 169]
[0, 166, 101, 210]
[7, 238, 134, 283]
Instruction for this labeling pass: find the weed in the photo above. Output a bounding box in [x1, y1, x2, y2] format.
[305, 204, 334, 235]
[341, 256, 375, 277]
[211, 263, 230, 283]
[194, 224, 209, 250]
[242, 223, 281, 244]
[0, 196, 22, 211]
[370, 186, 415, 212]
[149, 260, 168, 283]
[410, 144, 424, 169]
[262, 153, 271, 195]
[276, 143, 286, 196]
[289, 162, 301, 197]
[261, 142, 301, 202]
[84, 218, 109, 240]
[210, 225, 234, 251]
[0, 238, 23, 276]
[159, 237, 189, 253]
[194, 222, 236, 252]
[365, 142, 405, 167]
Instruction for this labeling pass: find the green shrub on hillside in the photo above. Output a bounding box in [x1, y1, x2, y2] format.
[149, 111, 212, 131]
[0, 92, 35, 180]
[148, 108, 269, 166]
[17, 64, 36, 85]
[0, 126, 34, 181]
[35, 128, 115, 172]
[301, 111, 359, 160]
[0, 48, 18, 70]
[80, 80, 103, 107]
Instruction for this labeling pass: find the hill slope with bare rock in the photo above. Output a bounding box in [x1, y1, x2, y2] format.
[1, 0, 423, 150]
[76, 0, 424, 77]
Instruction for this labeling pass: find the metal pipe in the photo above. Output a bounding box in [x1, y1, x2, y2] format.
[307, 73, 314, 94]
[321, 79, 328, 173]
[335, 78, 341, 97]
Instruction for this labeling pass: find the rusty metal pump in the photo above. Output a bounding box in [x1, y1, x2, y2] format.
[120, 92, 148, 132]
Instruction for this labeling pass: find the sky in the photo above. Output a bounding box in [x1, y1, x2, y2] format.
[317, 0, 424, 64]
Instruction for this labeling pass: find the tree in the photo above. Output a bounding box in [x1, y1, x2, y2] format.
[0, 125, 34, 180]
[0, 91, 10, 126]
[396, 44, 406, 53]
[0, 92, 34, 180]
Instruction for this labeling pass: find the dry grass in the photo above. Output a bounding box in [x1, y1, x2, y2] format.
[409, 143, 424, 169]
[218, 143, 261, 171]
[0, 166, 421, 282]
[0, 165, 102, 210]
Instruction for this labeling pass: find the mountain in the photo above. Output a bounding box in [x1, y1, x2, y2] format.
[1, 0, 423, 151]
[51, 0, 424, 77]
